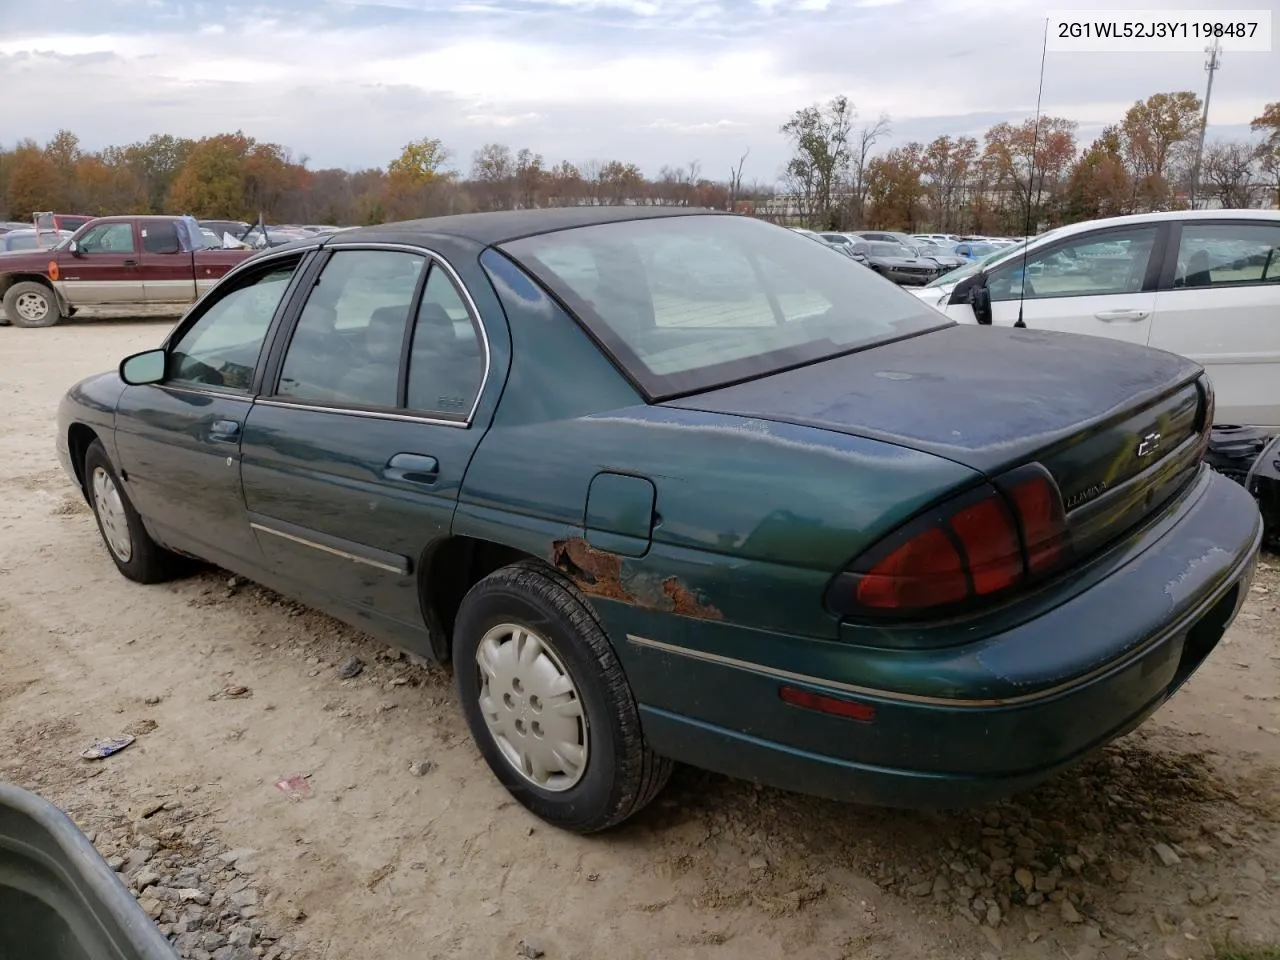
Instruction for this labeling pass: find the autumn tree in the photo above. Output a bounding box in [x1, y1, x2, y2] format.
[865, 144, 925, 230]
[384, 137, 455, 220]
[1251, 102, 1280, 207]
[1119, 91, 1202, 209]
[122, 134, 193, 213]
[6, 141, 62, 219]
[983, 116, 1078, 231]
[920, 135, 978, 231]
[781, 95, 854, 227]
[167, 133, 255, 218]
[1064, 126, 1133, 221]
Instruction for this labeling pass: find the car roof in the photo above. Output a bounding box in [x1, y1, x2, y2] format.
[1041, 208, 1280, 238]
[331, 205, 729, 247]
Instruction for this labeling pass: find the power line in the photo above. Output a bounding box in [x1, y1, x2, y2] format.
[1189, 39, 1222, 209]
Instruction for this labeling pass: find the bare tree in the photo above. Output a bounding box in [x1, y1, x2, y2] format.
[1202, 140, 1259, 209]
[727, 149, 749, 210]
[844, 114, 890, 228]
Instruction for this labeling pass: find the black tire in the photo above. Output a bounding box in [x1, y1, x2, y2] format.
[3, 281, 62, 328]
[82, 440, 185, 583]
[453, 560, 672, 833]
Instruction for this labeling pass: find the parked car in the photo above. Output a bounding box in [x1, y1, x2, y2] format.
[57, 208, 1262, 834]
[199, 219, 252, 242]
[0, 228, 73, 252]
[0, 221, 32, 234]
[911, 240, 966, 271]
[913, 209, 1280, 429]
[0, 215, 253, 327]
[861, 240, 944, 284]
[33, 211, 93, 237]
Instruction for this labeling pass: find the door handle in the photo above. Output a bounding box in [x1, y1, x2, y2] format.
[123, 259, 138, 267]
[385, 453, 439, 485]
[1094, 309, 1149, 322]
[208, 419, 241, 443]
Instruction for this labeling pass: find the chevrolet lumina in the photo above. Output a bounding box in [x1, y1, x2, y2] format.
[56, 208, 1263, 833]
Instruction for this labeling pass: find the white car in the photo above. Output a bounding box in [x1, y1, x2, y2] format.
[912, 209, 1280, 429]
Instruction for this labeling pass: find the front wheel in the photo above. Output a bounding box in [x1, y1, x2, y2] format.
[453, 560, 672, 833]
[82, 440, 186, 583]
[3, 281, 63, 328]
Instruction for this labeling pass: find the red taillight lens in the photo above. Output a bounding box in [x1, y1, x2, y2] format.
[832, 465, 1072, 619]
[1006, 474, 1066, 574]
[855, 526, 967, 610]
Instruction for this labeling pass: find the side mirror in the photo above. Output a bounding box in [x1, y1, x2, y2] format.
[68, 240, 82, 257]
[967, 271, 993, 325]
[119, 348, 166, 385]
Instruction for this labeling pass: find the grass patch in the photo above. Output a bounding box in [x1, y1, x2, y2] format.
[1215, 945, 1280, 960]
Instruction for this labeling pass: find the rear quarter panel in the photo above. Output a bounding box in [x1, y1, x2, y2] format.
[458, 250, 982, 641]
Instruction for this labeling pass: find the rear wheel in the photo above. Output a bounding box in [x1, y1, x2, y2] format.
[3, 281, 62, 328]
[453, 560, 672, 833]
[83, 440, 185, 583]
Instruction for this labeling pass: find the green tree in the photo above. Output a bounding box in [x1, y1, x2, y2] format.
[781, 95, 853, 228]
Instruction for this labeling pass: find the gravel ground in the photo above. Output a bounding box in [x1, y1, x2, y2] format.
[1, 319, 1278, 960]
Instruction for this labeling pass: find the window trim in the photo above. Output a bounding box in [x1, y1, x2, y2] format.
[986, 221, 1170, 304]
[258, 241, 493, 429]
[1158, 218, 1280, 292]
[159, 247, 317, 397]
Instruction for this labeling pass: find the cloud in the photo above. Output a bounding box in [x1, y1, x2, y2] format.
[0, 0, 1275, 181]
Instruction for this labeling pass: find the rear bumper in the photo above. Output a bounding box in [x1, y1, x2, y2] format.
[613, 468, 1262, 808]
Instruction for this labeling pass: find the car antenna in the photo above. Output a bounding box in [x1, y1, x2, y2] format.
[1015, 16, 1050, 330]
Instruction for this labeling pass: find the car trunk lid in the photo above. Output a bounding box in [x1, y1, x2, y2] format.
[664, 324, 1211, 561]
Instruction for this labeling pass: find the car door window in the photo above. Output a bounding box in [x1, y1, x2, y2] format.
[77, 222, 136, 254]
[405, 265, 486, 418]
[167, 258, 302, 393]
[141, 220, 181, 255]
[1174, 222, 1280, 288]
[276, 249, 426, 408]
[988, 227, 1157, 302]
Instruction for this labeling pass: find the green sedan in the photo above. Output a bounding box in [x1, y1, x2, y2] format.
[56, 208, 1263, 833]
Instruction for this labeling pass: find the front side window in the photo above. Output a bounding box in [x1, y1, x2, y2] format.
[988, 226, 1158, 302]
[167, 258, 301, 393]
[502, 215, 944, 398]
[276, 249, 425, 408]
[77, 222, 136, 254]
[1174, 222, 1280, 288]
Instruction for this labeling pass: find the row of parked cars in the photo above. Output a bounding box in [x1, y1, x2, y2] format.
[791, 228, 982, 284]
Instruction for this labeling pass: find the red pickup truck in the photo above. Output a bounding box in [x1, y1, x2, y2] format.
[0, 215, 253, 328]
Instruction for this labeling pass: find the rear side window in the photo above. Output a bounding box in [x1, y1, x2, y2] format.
[1174, 222, 1280, 288]
[275, 250, 425, 409]
[141, 220, 181, 254]
[405, 266, 485, 418]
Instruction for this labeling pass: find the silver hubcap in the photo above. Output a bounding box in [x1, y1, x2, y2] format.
[475, 623, 588, 792]
[92, 467, 132, 562]
[15, 292, 50, 322]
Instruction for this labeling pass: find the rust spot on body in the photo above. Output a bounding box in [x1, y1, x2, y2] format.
[661, 576, 723, 620]
[550, 537, 724, 620]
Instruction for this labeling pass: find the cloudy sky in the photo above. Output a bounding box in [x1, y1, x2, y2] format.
[1, 0, 1275, 182]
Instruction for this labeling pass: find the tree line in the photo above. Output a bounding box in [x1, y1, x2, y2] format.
[783, 93, 1280, 235]
[1, 92, 1276, 233]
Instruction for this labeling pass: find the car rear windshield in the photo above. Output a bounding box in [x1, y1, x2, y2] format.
[500, 214, 949, 399]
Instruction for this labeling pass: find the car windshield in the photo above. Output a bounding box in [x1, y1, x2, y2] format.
[501, 214, 949, 399]
[923, 232, 1058, 288]
[869, 242, 913, 257]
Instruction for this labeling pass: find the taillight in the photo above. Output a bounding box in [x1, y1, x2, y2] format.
[827, 464, 1073, 619]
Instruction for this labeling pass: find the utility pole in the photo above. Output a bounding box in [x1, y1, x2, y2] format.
[1189, 39, 1222, 209]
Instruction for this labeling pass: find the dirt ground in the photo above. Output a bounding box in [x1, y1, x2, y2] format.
[2, 319, 1278, 960]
